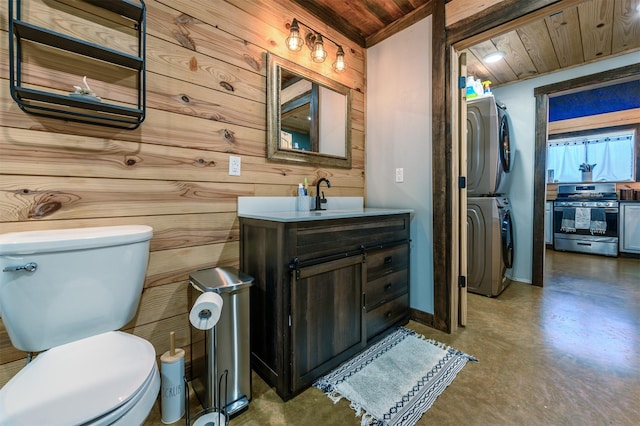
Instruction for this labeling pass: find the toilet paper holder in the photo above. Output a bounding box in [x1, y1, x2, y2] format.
[186, 333, 229, 426]
[187, 284, 228, 426]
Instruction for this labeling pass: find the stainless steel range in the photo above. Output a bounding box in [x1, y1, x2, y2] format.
[553, 183, 619, 257]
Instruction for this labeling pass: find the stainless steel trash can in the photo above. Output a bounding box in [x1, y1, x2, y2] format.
[189, 267, 254, 417]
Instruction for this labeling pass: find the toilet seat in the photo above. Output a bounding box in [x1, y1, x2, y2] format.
[0, 331, 159, 426]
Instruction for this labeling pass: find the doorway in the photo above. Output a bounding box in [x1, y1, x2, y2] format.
[531, 64, 640, 285]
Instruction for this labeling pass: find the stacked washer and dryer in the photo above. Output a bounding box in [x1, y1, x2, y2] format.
[466, 95, 514, 297]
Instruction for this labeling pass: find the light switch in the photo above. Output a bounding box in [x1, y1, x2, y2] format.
[395, 168, 404, 183]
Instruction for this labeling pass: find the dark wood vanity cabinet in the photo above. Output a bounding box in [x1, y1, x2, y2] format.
[240, 213, 410, 400]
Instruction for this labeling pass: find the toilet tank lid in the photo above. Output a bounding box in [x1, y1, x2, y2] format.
[0, 225, 153, 255]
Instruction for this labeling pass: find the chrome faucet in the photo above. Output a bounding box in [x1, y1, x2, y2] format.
[313, 178, 331, 210]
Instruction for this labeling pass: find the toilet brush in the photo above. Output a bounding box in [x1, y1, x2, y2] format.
[160, 331, 185, 424]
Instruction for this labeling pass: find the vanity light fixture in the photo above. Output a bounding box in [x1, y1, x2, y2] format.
[483, 51, 506, 64]
[285, 18, 304, 51]
[285, 18, 347, 72]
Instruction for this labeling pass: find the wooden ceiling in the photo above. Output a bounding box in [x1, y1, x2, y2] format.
[293, 0, 640, 86]
[290, 0, 432, 47]
[464, 0, 640, 86]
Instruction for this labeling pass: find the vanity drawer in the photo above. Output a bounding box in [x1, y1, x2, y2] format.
[365, 269, 408, 310]
[294, 214, 410, 261]
[366, 244, 409, 278]
[366, 293, 409, 340]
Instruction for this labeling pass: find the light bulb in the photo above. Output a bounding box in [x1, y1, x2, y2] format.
[285, 19, 303, 51]
[332, 46, 346, 72]
[311, 34, 327, 63]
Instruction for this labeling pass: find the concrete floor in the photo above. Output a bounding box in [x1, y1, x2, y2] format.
[148, 249, 639, 425]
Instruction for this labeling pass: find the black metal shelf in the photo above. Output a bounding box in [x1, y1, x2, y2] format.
[15, 87, 144, 117]
[9, 0, 146, 129]
[12, 21, 144, 70]
[84, 0, 145, 22]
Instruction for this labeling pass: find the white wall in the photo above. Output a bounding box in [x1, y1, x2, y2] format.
[366, 17, 434, 313]
[493, 51, 640, 283]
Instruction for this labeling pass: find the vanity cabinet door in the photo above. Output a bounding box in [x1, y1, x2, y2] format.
[290, 255, 365, 393]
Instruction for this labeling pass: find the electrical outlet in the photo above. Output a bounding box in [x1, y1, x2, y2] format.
[395, 168, 404, 183]
[229, 155, 241, 176]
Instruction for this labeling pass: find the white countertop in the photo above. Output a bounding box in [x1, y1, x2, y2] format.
[238, 207, 413, 222]
[237, 196, 412, 222]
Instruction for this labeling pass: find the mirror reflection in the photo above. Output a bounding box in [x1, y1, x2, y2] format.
[267, 53, 352, 168]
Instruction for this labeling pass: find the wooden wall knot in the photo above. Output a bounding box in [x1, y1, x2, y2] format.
[174, 13, 193, 25]
[125, 156, 140, 166]
[221, 129, 235, 142]
[195, 158, 215, 167]
[173, 30, 196, 51]
[180, 94, 191, 103]
[219, 81, 234, 92]
[189, 57, 198, 71]
[27, 192, 74, 219]
[29, 201, 61, 218]
[243, 54, 262, 72]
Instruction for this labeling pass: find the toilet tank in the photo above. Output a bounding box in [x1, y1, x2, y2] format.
[0, 225, 153, 352]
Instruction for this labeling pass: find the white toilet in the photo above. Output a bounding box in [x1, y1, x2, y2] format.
[0, 225, 160, 425]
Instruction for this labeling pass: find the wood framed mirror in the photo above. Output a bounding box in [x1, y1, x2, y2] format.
[267, 53, 352, 168]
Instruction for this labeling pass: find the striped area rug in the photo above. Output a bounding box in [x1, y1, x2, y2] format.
[314, 327, 477, 426]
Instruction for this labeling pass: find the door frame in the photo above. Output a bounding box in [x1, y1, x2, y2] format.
[531, 63, 640, 286]
[432, 0, 591, 332]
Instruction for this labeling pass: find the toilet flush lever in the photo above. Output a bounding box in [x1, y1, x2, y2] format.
[3, 262, 38, 273]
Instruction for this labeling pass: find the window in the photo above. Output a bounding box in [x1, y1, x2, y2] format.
[547, 129, 636, 183]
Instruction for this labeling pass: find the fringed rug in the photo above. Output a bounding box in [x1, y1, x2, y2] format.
[314, 327, 477, 426]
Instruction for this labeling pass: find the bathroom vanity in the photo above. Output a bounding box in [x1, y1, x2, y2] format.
[238, 204, 411, 400]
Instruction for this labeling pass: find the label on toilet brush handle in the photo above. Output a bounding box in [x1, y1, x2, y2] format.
[160, 348, 185, 424]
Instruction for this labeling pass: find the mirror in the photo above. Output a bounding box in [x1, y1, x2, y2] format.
[267, 53, 352, 168]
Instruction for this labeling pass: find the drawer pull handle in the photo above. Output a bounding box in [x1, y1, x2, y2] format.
[385, 311, 393, 318]
[384, 256, 393, 264]
[384, 283, 393, 291]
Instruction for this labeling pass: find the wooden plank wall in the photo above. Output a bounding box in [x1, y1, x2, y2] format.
[0, 0, 365, 386]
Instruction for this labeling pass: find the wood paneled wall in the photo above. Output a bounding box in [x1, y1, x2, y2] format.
[0, 0, 365, 386]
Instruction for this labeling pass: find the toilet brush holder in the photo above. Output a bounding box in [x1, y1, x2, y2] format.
[160, 331, 186, 424]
